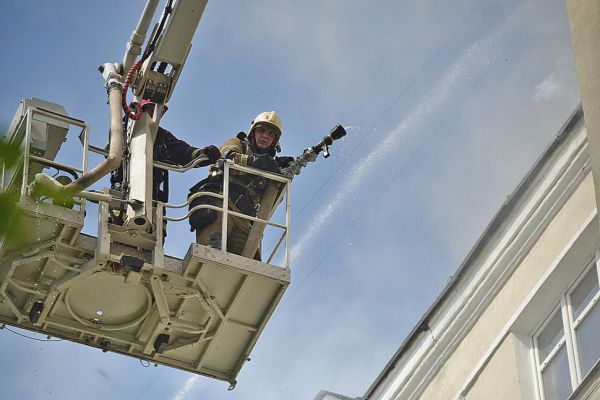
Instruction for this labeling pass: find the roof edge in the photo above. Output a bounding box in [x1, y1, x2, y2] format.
[363, 104, 585, 399]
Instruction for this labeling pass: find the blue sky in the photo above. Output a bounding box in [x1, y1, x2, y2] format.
[0, 0, 582, 399]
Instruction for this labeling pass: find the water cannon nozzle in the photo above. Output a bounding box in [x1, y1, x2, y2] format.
[329, 125, 346, 140]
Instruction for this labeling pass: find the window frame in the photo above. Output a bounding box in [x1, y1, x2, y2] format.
[532, 256, 600, 400]
[567, 258, 600, 380]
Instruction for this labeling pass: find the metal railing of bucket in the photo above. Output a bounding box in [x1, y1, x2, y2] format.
[3, 106, 91, 212]
[160, 160, 292, 269]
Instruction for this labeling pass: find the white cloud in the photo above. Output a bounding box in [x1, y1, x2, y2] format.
[534, 73, 563, 102]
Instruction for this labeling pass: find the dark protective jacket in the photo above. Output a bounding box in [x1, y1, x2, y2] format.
[153, 127, 200, 202]
[220, 136, 269, 205]
[110, 126, 199, 203]
[154, 126, 199, 166]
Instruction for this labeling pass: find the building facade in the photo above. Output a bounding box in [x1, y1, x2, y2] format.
[362, 106, 600, 400]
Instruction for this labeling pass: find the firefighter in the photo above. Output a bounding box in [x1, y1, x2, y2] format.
[189, 111, 293, 259]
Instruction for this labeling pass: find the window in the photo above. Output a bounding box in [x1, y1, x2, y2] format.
[533, 260, 600, 400]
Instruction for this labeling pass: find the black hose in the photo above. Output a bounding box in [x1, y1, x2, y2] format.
[141, 0, 174, 62]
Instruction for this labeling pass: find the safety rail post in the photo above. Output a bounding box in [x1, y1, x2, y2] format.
[80, 122, 90, 217]
[154, 201, 165, 268]
[285, 179, 291, 270]
[221, 161, 230, 252]
[20, 109, 33, 198]
[96, 189, 112, 259]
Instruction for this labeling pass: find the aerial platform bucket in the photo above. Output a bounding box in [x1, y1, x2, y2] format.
[0, 99, 291, 388]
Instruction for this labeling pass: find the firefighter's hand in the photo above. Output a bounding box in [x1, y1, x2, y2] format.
[202, 145, 221, 163]
[247, 154, 280, 173]
[192, 146, 221, 167]
[275, 156, 294, 169]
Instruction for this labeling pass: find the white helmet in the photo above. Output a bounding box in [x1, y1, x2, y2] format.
[249, 111, 283, 146]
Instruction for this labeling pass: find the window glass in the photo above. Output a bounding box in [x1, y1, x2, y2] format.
[541, 346, 572, 400]
[571, 266, 599, 320]
[538, 310, 564, 362]
[575, 301, 600, 377]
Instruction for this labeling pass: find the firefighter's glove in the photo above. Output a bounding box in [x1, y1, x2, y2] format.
[203, 145, 222, 163]
[192, 146, 221, 167]
[247, 154, 280, 173]
[275, 156, 294, 169]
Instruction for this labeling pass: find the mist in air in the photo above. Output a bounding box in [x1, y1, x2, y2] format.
[289, 0, 538, 266]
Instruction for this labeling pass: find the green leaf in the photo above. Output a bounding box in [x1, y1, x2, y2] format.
[0, 192, 23, 240]
[0, 131, 25, 241]
[0, 138, 22, 169]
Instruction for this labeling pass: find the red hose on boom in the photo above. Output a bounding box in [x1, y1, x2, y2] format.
[122, 60, 145, 120]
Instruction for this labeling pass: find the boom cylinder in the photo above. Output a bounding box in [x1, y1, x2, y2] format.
[123, 0, 161, 74]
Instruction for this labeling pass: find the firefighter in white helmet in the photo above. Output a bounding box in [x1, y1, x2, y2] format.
[189, 111, 294, 259]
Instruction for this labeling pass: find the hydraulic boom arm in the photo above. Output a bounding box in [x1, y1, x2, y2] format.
[31, 0, 209, 233]
[107, 0, 209, 230]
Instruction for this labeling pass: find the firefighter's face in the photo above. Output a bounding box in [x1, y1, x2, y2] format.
[253, 125, 278, 150]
